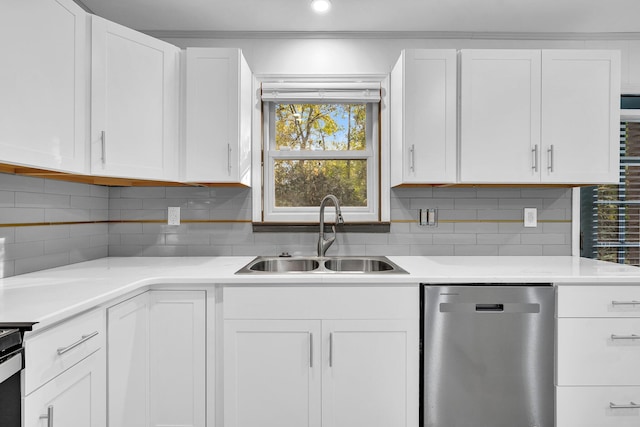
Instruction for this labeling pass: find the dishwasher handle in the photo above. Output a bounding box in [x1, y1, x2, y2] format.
[476, 304, 504, 312]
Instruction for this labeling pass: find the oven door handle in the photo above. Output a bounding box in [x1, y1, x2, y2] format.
[0, 348, 23, 384]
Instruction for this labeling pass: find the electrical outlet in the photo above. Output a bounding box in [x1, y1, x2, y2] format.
[524, 207, 537, 228]
[168, 207, 181, 225]
[419, 208, 437, 227]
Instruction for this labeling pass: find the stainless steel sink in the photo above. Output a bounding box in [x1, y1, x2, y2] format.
[245, 258, 320, 273]
[323, 257, 396, 272]
[235, 256, 407, 274]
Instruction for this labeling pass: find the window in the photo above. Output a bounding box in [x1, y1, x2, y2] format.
[261, 82, 381, 222]
[581, 96, 640, 265]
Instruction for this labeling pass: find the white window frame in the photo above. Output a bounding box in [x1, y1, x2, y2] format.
[262, 102, 379, 223]
[251, 75, 391, 225]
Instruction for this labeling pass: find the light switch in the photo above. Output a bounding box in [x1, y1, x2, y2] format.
[524, 208, 537, 228]
[168, 207, 181, 225]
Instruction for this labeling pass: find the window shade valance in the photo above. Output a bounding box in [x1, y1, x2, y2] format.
[261, 82, 381, 103]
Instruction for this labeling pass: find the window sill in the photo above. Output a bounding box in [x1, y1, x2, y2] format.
[252, 222, 390, 233]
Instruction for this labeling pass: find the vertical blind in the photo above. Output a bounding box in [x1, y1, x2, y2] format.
[582, 119, 640, 265]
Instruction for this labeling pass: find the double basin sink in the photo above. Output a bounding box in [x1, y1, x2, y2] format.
[236, 256, 407, 274]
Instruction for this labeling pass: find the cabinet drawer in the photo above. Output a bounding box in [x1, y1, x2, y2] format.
[557, 318, 640, 385]
[557, 285, 640, 318]
[24, 309, 104, 395]
[557, 386, 640, 427]
[224, 286, 419, 319]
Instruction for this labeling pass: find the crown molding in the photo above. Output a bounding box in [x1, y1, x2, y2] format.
[72, 0, 94, 13]
[142, 30, 640, 41]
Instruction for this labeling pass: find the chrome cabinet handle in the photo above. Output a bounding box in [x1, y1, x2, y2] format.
[309, 332, 313, 368]
[547, 145, 554, 172]
[39, 405, 53, 427]
[57, 331, 99, 355]
[329, 332, 334, 367]
[613, 300, 640, 306]
[101, 131, 106, 165]
[227, 143, 232, 176]
[611, 334, 640, 340]
[610, 401, 640, 409]
[531, 145, 538, 172]
[409, 144, 415, 173]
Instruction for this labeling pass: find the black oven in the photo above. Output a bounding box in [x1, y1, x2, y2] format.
[0, 323, 35, 427]
[0, 329, 24, 427]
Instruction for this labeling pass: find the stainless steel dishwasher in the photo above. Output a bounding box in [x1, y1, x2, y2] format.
[422, 284, 555, 427]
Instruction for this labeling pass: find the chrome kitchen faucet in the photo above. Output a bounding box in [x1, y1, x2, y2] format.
[317, 195, 344, 257]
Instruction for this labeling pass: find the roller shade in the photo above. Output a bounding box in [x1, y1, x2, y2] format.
[261, 82, 381, 103]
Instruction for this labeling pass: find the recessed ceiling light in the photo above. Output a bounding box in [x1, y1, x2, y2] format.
[311, 0, 331, 14]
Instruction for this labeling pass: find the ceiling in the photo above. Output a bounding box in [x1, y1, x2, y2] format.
[79, 0, 640, 35]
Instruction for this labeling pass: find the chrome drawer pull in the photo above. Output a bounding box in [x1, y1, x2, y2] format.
[39, 405, 53, 427]
[57, 331, 99, 355]
[612, 300, 640, 306]
[611, 334, 640, 341]
[610, 401, 640, 409]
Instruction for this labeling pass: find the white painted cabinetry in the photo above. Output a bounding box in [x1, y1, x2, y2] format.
[0, 0, 88, 173]
[460, 50, 542, 183]
[390, 49, 457, 185]
[107, 290, 206, 427]
[460, 49, 620, 184]
[184, 48, 252, 184]
[556, 285, 640, 427]
[223, 286, 419, 427]
[22, 309, 106, 427]
[91, 16, 180, 181]
[541, 50, 621, 183]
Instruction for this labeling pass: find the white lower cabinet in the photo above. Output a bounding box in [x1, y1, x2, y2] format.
[321, 320, 416, 427]
[22, 308, 106, 427]
[223, 286, 419, 427]
[107, 290, 206, 427]
[23, 350, 106, 427]
[557, 386, 640, 427]
[224, 319, 322, 427]
[556, 285, 640, 427]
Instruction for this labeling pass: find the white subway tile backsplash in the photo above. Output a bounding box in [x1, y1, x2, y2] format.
[0, 175, 44, 193]
[0, 208, 45, 224]
[16, 192, 70, 209]
[16, 225, 70, 242]
[0, 191, 14, 207]
[15, 253, 70, 275]
[44, 179, 92, 197]
[0, 173, 575, 278]
[45, 209, 92, 223]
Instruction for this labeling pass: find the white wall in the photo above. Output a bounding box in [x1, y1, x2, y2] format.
[162, 36, 640, 93]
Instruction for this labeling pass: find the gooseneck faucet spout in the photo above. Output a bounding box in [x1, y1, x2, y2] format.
[317, 195, 344, 257]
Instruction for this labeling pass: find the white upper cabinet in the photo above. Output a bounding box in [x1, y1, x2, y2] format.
[184, 48, 252, 184]
[459, 49, 542, 183]
[0, 0, 88, 173]
[459, 49, 620, 184]
[391, 49, 457, 185]
[91, 16, 180, 181]
[541, 50, 621, 184]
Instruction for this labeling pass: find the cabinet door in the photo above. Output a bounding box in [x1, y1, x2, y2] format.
[224, 319, 321, 427]
[557, 386, 640, 427]
[322, 319, 419, 427]
[557, 318, 640, 386]
[23, 350, 106, 427]
[390, 49, 457, 185]
[149, 291, 206, 427]
[541, 50, 621, 184]
[107, 293, 150, 427]
[0, 0, 87, 173]
[91, 16, 180, 181]
[459, 50, 542, 183]
[184, 48, 252, 184]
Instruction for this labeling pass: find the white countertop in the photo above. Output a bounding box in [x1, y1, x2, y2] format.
[1, 256, 639, 331]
